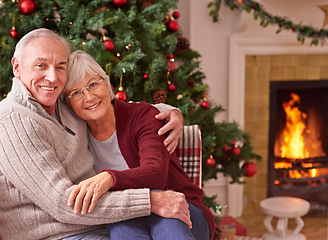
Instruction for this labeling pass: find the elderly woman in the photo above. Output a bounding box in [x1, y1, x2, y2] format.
[63, 50, 215, 240]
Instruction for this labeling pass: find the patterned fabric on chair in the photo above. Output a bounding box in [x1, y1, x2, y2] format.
[176, 125, 202, 188]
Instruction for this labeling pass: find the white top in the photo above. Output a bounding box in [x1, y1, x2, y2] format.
[260, 197, 310, 218]
[88, 130, 129, 172]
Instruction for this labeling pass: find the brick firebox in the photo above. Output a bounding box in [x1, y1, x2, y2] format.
[243, 54, 328, 217]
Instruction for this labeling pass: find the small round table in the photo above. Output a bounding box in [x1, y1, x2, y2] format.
[260, 196, 310, 240]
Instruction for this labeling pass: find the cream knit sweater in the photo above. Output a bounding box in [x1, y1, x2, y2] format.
[0, 78, 151, 240]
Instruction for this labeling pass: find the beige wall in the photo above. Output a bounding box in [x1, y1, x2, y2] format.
[177, 0, 235, 122]
[177, 0, 328, 122]
[177, 0, 328, 216]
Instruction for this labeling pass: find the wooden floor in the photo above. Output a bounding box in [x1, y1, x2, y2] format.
[237, 212, 327, 239]
[246, 227, 327, 240]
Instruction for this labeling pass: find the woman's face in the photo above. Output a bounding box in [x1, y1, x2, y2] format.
[66, 73, 112, 123]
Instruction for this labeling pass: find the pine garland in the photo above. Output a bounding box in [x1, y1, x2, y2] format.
[208, 0, 328, 46]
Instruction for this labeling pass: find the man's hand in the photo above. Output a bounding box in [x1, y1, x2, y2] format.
[155, 109, 183, 154]
[67, 172, 114, 215]
[150, 190, 192, 229]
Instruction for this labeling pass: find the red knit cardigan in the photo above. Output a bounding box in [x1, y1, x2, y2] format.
[101, 100, 215, 239]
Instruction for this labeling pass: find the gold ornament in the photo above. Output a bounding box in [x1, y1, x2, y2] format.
[318, 5, 328, 27]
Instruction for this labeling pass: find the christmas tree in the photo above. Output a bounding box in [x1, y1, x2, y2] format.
[0, 0, 261, 210]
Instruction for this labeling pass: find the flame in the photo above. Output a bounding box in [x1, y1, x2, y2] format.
[274, 93, 326, 180]
[274, 161, 318, 179]
[280, 93, 309, 159]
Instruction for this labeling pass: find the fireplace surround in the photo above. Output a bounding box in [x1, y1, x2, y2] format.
[229, 35, 328, 217]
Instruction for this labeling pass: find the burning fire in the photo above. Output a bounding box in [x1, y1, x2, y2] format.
[279, 93, 309, 159]
[274, 93, 326, 179]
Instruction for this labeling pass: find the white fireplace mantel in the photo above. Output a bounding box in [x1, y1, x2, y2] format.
[228, 35, 328, 127]
[227, 34, 328, 217]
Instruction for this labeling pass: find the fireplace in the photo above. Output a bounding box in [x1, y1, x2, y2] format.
[268, 80, 328, 210]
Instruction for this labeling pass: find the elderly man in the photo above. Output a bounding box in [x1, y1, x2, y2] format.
[0, 28, 189, 240]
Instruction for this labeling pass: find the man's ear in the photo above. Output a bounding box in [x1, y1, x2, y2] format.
[12, 57, 20, 78]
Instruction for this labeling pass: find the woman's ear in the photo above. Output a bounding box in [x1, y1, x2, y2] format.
[11, 57, 20, 78]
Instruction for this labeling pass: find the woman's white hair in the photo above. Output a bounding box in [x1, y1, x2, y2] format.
[63, 50, 114, 99]
[13, 28, 71, 61]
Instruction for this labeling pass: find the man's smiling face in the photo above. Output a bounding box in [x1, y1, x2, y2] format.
[12, 36, 68, 115]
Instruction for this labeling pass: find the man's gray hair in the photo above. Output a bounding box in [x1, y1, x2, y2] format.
[13, 28, 71, 60]
[63, 50, 115, 100]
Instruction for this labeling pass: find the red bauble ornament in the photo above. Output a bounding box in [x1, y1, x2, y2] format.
[242, 162, 257, 177]
[222, 145, 230, 152]
[168, 20, 179, 32]
[115, 90, 127, 101]
[173, 11, 180, 19]
[10, 29, 18, 38]
[143, 73, 149, 80]
[167, 61, 176, 73]
[164, 16, 169, 24]
[113, 0, 127, 8]
[201, 100, 210, 109]
[231, 146, 240, 156]
[103, 39, 114, 51]
[206, 157, 216, 167]
[168, 83, 176, 92]
[142, 0, 154, 8]
[18, 0, 35, 15]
